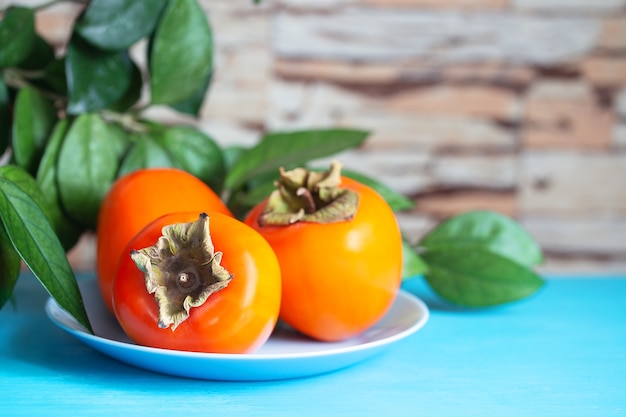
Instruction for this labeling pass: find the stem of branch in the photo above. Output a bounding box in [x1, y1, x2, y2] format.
[100, 110, 149, 134]
[27, 0, 88, 12]
[2, 69, 67, 103]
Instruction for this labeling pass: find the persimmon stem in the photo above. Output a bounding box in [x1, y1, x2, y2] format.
[259, 161, 359, 226]
[296, 187, 317, 214]
[130, 213, 233, 331]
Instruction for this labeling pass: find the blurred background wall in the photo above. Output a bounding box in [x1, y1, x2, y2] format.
[8, 0, 626, 274]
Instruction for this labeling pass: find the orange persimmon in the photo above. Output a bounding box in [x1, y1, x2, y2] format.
[112, 211, 281, 353]
[96, 168, 232, 312]
[245, 162, 403, 342]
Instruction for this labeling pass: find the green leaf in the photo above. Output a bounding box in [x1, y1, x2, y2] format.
[170, 70, 212, 116]
[12, 86, 58, 175]
[35, 119, 84, 251]
[222, 145, 246, 171]
[66, 35, 133, 114]
[0, 78, 11, 155]
[0, 175, 92, 332]
[106, 58, 143, 112]
[422, 247, 544, 307]
[75, 0, 169, 51]
[117, 134, 175, 177]
[0, 163, 80, 251]
[419, 210, 543, 268]
[154, 125, 225, 193]
[29, 58, 68, 96]
[150, 0, 213, 104]
[0, 225, 22, 309]
[225, 128, 369, 190]
[402, 240, 427, 279]
[0, 7, 36, 68]
[43, 58, 68, 95]
[0, 165, 49, 213]
[232, 176, 277, 208]
[16, 34, 55, 71]
[57, 114, 129, 229]
[342, 168, 415, 212]
[226, 170, 281, 218]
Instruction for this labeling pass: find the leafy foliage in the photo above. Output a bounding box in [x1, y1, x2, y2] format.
[0, 167, 92, 331]
[0, 0, 544, 330]
[419, 211, 544, 306]
[0, 7, 36, 68]
[74, 0, 168, 51]
[149, 0, 213, 105]
[11, 86, 57, 175]
[66, 36, 135, 114]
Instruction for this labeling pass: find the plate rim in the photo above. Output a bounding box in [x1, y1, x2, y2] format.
[46, 288, 429, 361]
[46, 279, 429, 380]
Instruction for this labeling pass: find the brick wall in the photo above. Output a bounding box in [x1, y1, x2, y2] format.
[9, 0, 626, 273]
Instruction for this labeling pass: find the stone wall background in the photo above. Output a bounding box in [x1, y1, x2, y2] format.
[4, 0, 626, 273]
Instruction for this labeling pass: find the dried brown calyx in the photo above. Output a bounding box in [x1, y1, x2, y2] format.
[258, 160, 359, 226]
[130, 213, 233, 331]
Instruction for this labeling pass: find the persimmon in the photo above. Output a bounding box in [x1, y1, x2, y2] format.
[245, 161, 403, 342]
[112, 212, 281, 353]
[96, 168, 232, 312]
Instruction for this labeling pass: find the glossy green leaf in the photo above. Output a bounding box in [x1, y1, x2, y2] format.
[42, 58, 68, 95]
[419, 210, 543, 268]
[170, 70, 212, 116]
[106, 58, 143, 112]
[402, 240, 428, 279]
[66, 36, 133, 114]
[0, 78, 10, 155]
[16, 34, 55, 70]
[75, 0, 168, 50]
[117, 134, 175, 177]
[0, 165, 49, 213]
[232, 176, 277, 207]
[0, 225, 22, 309]
[0, 164, 78, 251]
[154, 126, 225, 193]
[422, 247, 544, 307]
[57, 114, 129, 229]
[35, 119, 83, 251]
[29, 58, 68, 96]
[12, 86, 57, 175]
[342, 168, 415, 212]
[222, 145, 246, 171]
[225, 129, 369, 190]
[0, 7, 36, 68]
[0, 175, 92, 332]
[225, 172, 280, 218]
[150, 0, 213, 104]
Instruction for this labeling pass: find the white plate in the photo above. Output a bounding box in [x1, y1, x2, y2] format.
[46, 279, 429, 381]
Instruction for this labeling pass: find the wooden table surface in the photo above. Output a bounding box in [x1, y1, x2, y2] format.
[1, 272, 624, 416]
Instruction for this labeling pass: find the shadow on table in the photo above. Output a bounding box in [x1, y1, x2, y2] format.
[400, 276, 466, 312]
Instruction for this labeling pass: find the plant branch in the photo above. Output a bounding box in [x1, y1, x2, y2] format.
[27, 0, 88, 12]
[9, 68, 48, 79]
[100, 110, 149, 134]
[2, 69, 67, 103]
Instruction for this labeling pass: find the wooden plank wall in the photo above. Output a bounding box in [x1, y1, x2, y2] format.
[23, 0, 626, 273]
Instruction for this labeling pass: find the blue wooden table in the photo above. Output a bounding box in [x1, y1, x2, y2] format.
[1, 272, 624, 416]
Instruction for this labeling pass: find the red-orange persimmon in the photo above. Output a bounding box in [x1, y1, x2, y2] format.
[245, 162, 403, 342]
[112, 211, 281, 354]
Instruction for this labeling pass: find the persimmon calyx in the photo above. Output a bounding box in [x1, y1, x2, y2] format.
[259, 160, 359, 226]
[130, 213, 233, 331]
